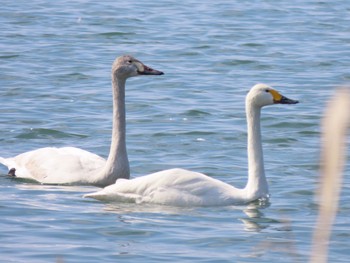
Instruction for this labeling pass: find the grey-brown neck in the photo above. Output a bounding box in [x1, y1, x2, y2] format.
[97, 72, 130, 187]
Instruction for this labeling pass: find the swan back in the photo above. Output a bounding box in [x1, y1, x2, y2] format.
[84, 168, 246, 206]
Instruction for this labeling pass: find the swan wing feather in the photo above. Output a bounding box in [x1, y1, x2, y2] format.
[84, 168, 244, 206]
[0, 147, 105, 184]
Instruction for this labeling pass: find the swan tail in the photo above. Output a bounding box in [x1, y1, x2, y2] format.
[0, 157, 9, 166]
[0, 157, 18, 177]
[0, 157, 14, 171]
[83, 191, 140, 203]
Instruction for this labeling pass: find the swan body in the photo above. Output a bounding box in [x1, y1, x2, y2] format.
[0, 55, 164, 187]
[85, 84, 298, 206]
[84, 168, 247, 206]
[0, 147, 105, 184]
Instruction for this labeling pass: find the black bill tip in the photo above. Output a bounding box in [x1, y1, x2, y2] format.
[138, 65, 164, 75]
[277, 96, 299, 104]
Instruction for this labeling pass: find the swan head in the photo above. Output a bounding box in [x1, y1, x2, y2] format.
[112, 55, 164, 79]
[247, 83, 299, 108]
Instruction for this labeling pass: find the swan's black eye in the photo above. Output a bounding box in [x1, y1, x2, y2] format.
[127, 60, 132, 64]
[265, 89, 269, 93]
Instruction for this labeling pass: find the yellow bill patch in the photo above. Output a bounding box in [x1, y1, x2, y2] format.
[269, 89, 283, 102]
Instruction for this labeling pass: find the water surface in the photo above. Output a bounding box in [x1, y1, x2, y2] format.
[1, 0, 350, 262]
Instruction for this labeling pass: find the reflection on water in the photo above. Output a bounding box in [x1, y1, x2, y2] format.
[6, 176, 96, 193]
[240, 202, 270, 232]
[101, 202, 197, 216]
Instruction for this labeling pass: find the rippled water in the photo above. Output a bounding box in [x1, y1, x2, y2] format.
[1, 0, 350, 262]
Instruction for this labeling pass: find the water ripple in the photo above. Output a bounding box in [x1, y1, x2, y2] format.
[15, 128, 87, 139]
[1, 0, 350, 262]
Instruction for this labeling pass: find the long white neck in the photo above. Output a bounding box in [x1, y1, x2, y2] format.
[244, 101, 268, 200]
[97, 74, 130, 186]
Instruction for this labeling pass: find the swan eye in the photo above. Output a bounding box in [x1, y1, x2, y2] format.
[127, 60, 133, 64]
[265, 89, 270, 93]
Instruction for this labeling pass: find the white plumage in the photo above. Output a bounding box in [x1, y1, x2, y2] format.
[0, 55, 163, 187]
[84, 84, 298, 206]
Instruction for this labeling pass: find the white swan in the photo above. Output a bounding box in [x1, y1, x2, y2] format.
[84, 83, 299, 206]
[0, 55, 164, 187]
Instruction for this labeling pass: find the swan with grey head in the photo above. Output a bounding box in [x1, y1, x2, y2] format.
[0, 55, 164, 187]
[84, 83, 298, 206]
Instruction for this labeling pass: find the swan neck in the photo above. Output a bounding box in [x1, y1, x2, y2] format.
[112, 76, 127, 140]
[245, 102, 268, 199]
[101, 74, 130, 185]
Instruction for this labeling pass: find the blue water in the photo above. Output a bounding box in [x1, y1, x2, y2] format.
[1, 0, 350, 262]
